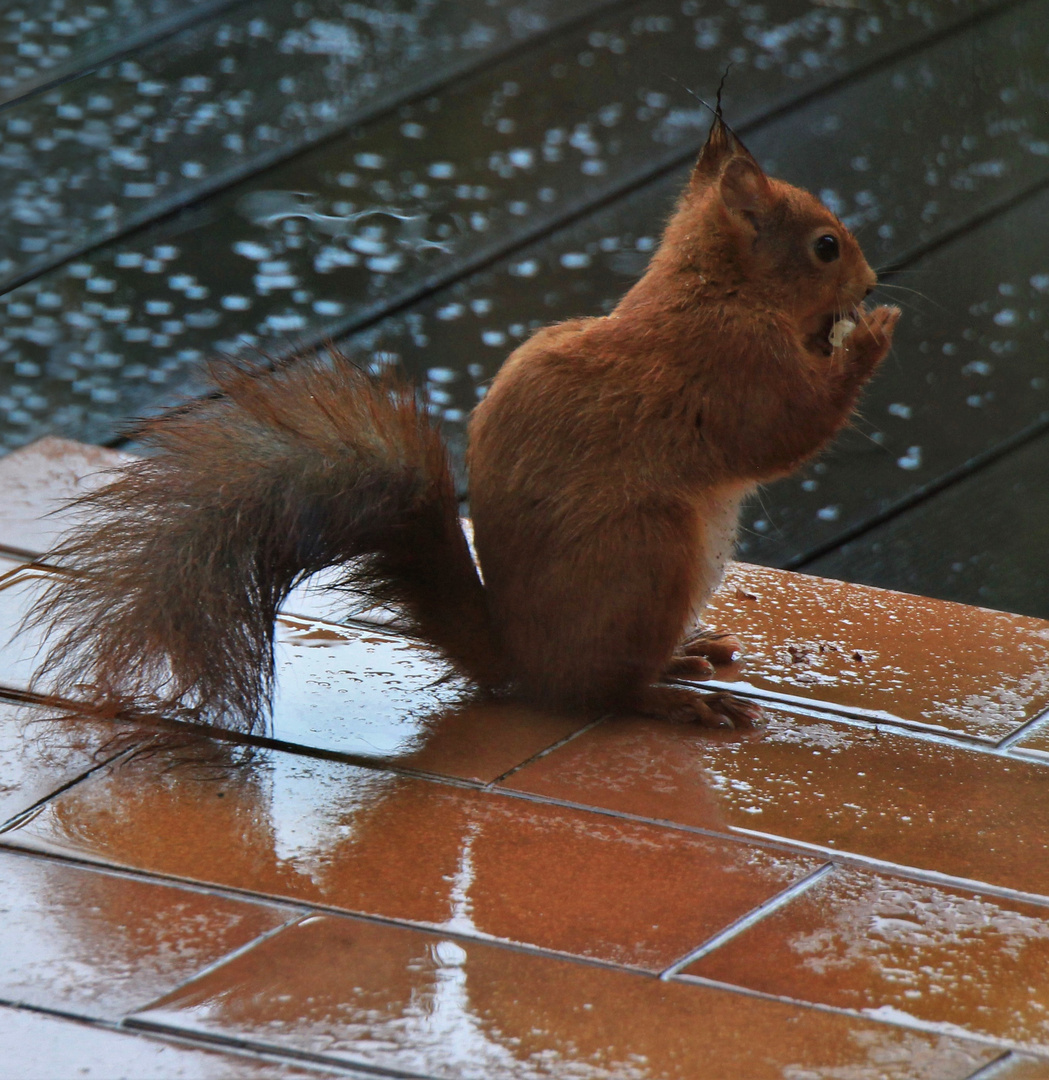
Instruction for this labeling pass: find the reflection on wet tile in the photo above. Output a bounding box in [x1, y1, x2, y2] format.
[0, 697, 128, 824]
[0, 436, 130, 556]
[272, 617, 590, 778]
[0, 1004, 349, 1080]
[684, 867, 1049, 1053]
[133, 912, 996, 1080]
[703, 563, 1049, 739]
[0, 847, 289, 1019]
[505, 707, 1049, 897]
[6, 746, 821, 971]
[0, 567, 57, 692]
[1, 562, 587, 779]
[271, 615, 462, 755]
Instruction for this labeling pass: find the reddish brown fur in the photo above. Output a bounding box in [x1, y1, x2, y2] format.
[468, 116, 898, 722]
[28, 114, 897, 731]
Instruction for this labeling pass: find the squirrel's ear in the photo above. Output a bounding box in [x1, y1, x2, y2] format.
[718, 155, 772, 216]
[691, 111, 764, 189]
[691, 113, 736, 187]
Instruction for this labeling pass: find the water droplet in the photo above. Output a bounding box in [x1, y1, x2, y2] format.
[896, 446, 922, 471]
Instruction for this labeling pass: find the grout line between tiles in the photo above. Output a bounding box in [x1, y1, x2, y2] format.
[124, 1016, 441, 1080]
[1006, 748, 1049, 768]
[0, 544, 40, 564]
[0, 842, 301, 916]
[668, 972, 1049, 1060]
[130, 910, 307, 1015]
[723, 824, 1049, 911]
[961, 1053, 1029, 1080]
[657, 863, 835, 980]
[4, 838, 1048, 1064]
[486, 715, 609, 786]
[8, 706, 1049, 915]
[0, 684, 96, 712]
[0, 997, 369, 1077]
[0, 742, 135, 833]
[695, 679, 1021, 752]
[0, 996, 128, 1030]
[996, 707, 1049, 751]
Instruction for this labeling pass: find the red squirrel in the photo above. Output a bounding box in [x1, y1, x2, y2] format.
[27, 112, 898, 732]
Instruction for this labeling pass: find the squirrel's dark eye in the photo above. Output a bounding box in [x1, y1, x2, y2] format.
[813, 234, 840, 263]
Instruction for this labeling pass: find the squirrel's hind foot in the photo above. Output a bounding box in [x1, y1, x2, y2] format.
[662, 629, 744, 679]
[635, 685, 764, 729]
[663, 654, 716, 680]
[679, 628, 743, 666]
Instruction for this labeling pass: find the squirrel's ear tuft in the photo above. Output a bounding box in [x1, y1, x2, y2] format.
[718, 155, 772, 217]
[691, 110, 764, 191]
[692, 112, 736, 186]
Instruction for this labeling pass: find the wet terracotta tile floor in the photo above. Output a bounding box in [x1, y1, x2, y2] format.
[3, 438, 1049, 1077]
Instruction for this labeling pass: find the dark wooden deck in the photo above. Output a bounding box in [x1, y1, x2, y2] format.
[2, 0, 1048, 620]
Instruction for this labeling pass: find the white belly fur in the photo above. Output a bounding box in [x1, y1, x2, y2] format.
[687, 482, 752, 627]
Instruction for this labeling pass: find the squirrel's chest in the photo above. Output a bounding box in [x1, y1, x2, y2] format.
[688, 483, 751, 621]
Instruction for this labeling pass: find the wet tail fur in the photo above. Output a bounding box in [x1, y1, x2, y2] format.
[26, 352, 502, 731]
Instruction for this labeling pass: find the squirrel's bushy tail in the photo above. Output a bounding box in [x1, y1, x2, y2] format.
[27, 352, 502, 731]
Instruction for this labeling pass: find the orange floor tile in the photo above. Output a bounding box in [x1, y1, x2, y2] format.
[2, 436, 1048, 1078]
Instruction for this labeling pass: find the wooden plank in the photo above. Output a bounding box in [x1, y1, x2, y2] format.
[327, 0, 1049, 500]
[0, 0, 1014, 453]
[0, 0, 615, 291]
[0, 0, 234, 106]
[804, 428, 1049, 618]
[738, 178, 1049, 568]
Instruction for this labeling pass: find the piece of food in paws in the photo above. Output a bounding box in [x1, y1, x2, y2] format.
[828, 317, 857, 349]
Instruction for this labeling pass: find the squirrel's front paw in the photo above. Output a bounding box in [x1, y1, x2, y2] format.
[842, 304, 900, 374]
